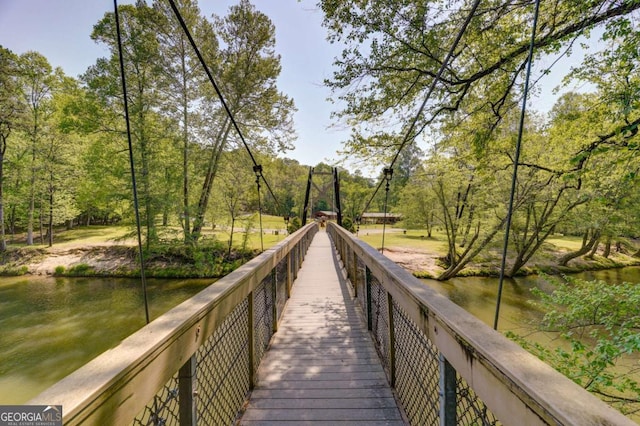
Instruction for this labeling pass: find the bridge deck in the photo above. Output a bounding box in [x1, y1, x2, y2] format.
[240, 230, 405, 425]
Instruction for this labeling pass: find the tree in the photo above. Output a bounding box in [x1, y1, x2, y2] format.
[214, 153, 254, 255]
[151, 0, 215, 242]
[88, 2, 167, 248]
[397, 166, 437, 236]
[508, 275, 640, 415]
[17, 51, 60, 245]
[320, 0, 640, 164]
[339, 172, 373, 228]
[190, 0, 296, 241]
[547, 20, 640, 266]
[41, 79, 85, 245]
[0, 47, 25, 250]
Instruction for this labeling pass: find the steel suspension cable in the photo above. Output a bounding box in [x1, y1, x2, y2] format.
[254, 165, 264, 252]
[166, 0, 283, 215]
[387, 0, 483, 171]
[380, 168, 393, 254]
[493, 0, 542, 331]
[359, 0, 482, 231]
[114, 0, 150, 324]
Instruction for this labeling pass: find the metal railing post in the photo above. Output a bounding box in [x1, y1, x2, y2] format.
[352, 250, 358, 298]
[387, 292, 396, 387]
[286, 252, 292, 299]
[248, 292, 255, 389]
[178, 355, 197, 426]
[439, 354, 457, 426]
[272, 269, 278, 332]
[365, 266, 372, 331]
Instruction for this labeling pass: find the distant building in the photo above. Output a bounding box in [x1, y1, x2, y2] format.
[360, 212, 402, 225]
[314, 211, 338, 220]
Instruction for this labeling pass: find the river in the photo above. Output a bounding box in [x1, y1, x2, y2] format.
[421, 266, 640, 333]
[0, 276, 214, 404]
[2, 267, 639, 406]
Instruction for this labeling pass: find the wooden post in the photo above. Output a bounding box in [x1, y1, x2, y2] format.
[439, 354, 457, 426]
[178, 355, 196, 426]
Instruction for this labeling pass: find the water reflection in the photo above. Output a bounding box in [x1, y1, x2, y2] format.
[420, 267, 640, 333]
[0, 276, 213, 404]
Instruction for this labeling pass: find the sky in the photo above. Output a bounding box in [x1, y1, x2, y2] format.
[0, 0, 351, 170]
[0, 0, 601, 175]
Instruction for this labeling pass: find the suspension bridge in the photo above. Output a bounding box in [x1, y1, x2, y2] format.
[22, 0, 638, 423]
[29, 222, 634, 425]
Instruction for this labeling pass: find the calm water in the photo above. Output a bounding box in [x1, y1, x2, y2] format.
[421, 267, 640, 333]
[2, 267, 639, 405]
[0, 276, 214, 404]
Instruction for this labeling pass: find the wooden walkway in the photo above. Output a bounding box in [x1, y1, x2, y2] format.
[240, 230, 405, 425]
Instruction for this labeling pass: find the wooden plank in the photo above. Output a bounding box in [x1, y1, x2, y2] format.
[241, 408, 403, 421]
[241, 421, 404, 426]
[247, 397, 398, 409]
[240, 231, 405, 425]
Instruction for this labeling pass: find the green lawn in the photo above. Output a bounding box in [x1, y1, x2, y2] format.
[355, 225, 449, 253]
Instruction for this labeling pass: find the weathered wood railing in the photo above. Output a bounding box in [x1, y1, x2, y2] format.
[327, 222, 634, 426]
[30, 223, 318, 425]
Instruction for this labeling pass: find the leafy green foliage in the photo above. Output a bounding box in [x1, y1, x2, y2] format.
[320, 0, 640, 164]
[508, 275, 640, 414]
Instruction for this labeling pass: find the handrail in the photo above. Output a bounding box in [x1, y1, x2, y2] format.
[327, 222, 634, 426]
[29, 223, 318, 425]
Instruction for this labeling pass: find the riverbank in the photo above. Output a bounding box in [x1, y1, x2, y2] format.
[382, 243, 640, 279]
[0, 241, 253, 278]
[356, 227, 640, 279]
[2, 227, 639, 280]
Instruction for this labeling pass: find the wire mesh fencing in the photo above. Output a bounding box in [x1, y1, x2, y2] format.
[327, 224, 501, 426]
[129, 226, 316, 426]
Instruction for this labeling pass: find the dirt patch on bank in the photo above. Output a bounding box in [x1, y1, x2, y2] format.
[0, 240, 140, 276]
[382, 246, 443, 277]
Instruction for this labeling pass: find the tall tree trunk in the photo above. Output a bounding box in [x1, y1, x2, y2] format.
[27, 116, 38, 246]
[38, 202, 44, 245]
[508, 225, 556, 277]
[228, 216, 235, 257]
[585, 238, 600, 259]
[0, 138, 6, 252]
[48, 178, 54, 247]
[603, 236, 611, 258]
[191, 118, 232, 241]
[136, 105, 153, 250]
[558, 229, 601, 266]
[181, 53, 191, 243]
[27, 176, 35, 245]
[460, 205, 475, 247]
[437, 219, 504, 280]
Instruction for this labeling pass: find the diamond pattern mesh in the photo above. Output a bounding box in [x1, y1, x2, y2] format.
[369, 275, 391, 376]
[393, 301, 440, 425]
[195, 298, 251, 425]
[329, 227, 501, 426]
[356, 257, 366, 312]
[276, 257, 288, 321]
[132, 376, 180, 426]
[456, 375, 500, 425]
[253, 276, 275, 372]
[126, 230, 319, 426]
